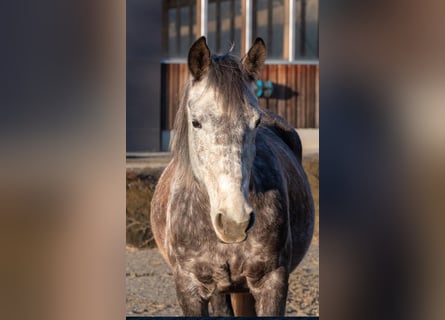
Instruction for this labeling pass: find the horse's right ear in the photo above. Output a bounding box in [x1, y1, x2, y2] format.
[188, 37, 211, 81]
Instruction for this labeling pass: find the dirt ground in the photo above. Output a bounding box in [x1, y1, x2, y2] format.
[126, 238, 319, 317]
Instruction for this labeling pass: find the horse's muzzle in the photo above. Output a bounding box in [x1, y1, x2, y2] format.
[215, 211, 255, 243]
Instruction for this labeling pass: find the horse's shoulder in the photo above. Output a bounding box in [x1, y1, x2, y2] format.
[150, 159, 177, 252]
[152, 159, 176, 206]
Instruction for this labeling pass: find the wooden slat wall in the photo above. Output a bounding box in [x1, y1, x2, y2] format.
[161, 63, 319, 129]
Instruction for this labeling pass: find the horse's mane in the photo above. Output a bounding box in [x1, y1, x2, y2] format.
[170, 53, 249, 178]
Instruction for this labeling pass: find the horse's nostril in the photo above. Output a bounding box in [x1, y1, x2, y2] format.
[245, 212, 255, 232]
[215, 213, 224, 230]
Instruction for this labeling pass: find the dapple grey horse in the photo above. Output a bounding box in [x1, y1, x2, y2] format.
[151, 37, 314, 316]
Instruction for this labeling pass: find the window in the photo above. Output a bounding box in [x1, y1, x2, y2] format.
[294, 0, 318, 59]
[164, 0, 197, 58]
[162, 0, 318, 61]
[207, 0, 242, 56]
[253, 0, 285, 59]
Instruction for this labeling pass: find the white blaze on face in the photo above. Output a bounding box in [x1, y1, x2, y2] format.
[186, 81, 259, 240]
[215, 175, 253, 223]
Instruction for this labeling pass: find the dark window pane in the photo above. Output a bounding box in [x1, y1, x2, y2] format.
[168, 8, 177, 55]
[165, 0, 196, 58]
[179, 6, 192, 55]
[208, 0, 241, 56]
[207, 1, 217, 52]
[254, 0, 285, 59]
[294, 0, 318, 59]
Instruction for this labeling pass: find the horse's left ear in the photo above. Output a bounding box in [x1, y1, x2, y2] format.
[243, 38, 267, 80]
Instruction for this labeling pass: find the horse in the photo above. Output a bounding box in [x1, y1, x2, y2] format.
[150, 37, 314, 316]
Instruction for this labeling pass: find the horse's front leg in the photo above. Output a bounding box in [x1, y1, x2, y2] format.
[247, 266, 289, 316]
[174, 270, 210, 316]
[210, 293, 233, 316]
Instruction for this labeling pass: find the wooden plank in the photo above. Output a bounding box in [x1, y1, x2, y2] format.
[309, 65, 316, 128]
[287, 64, 296, 126]
[265, 64, 270, 111]
[259, 65, 268, 111]
[297, 65, 303, 127]
[293, 65, 298, 127]
[307, 66, 312, 127]
[301, 65, 305, 128]
[165, 64, 169, 130]
[315, 65, 319, 128]
[160, 63, 167, 130]
[175, 64, 180, 129]
[268, 64, 278, 114]
[277, 64, 287, 120]
[311, 66, 316, 127]
[168, 64, 175, 129]
[300, 66, 309, 128]
[305, 66, 310, 127]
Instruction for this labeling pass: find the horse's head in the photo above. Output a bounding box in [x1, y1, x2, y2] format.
[179, 37, 266, 243]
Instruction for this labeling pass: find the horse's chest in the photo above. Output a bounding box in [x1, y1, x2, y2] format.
[173, 243, 277, 296]
[166, 191, 281, 294]
[179, 255, 242, 295]
[192, 255, 248, 293]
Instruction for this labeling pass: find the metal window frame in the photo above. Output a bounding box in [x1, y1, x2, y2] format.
[245, 0, 252, 54]
[167, 0, 317, 62]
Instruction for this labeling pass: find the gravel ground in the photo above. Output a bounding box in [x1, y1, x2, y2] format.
[126, 239, 319, 317]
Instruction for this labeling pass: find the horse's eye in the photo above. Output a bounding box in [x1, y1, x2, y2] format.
[192, 119, 202, 128]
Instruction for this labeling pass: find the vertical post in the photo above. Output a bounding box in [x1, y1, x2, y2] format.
[288, 0, 295, 61]
[244, 0, 252, 54]
[198, 0, 208, 37]
[283, 0, 295, 60]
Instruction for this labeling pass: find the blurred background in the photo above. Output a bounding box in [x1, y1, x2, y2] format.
[1, 1, 445, 320]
